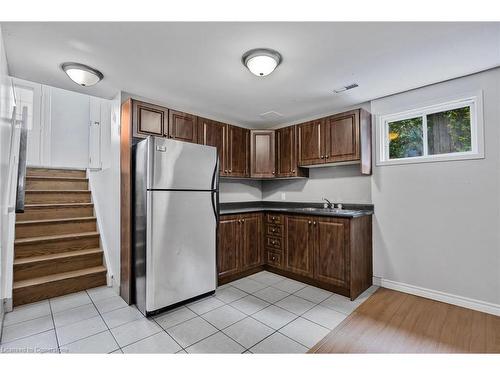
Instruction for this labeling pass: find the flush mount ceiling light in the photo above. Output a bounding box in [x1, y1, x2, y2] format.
[61, 62, 104, 87]
[242, 48, 282, 77]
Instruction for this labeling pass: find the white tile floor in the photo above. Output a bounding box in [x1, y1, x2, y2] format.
[0, 271, 378, 354]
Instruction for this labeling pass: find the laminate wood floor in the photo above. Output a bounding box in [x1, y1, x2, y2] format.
[310, 287, 500, 353]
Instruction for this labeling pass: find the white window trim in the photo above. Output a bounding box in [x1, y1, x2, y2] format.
[376, 91, 485, 166]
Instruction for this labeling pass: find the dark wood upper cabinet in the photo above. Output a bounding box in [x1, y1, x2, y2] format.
[296, 109, 371, 174]
[276, 125, 308, 178]
[168, 110, 198, 143]
[198, 117, 226, 173]
[324, 110, 360, 163]
[284, 215, 314, 277]
[298, 120, 323, 166]
[250, 130, 275, 178]
[241, 214, 263, 270]
[217, 216, 240, 279]
[226, 125, 249, 177]
[132, 100, 168, 138]
[313, 218, 349, 288]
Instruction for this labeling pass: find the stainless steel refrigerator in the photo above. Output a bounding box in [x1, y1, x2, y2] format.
[133, 136, 218, 315]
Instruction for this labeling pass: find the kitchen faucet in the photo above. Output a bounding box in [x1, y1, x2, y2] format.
[322, 197, 333, 209]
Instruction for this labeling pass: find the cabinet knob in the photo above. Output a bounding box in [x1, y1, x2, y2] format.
[228, 169, 232, 173]
[313, 221, 317, 225]
[325, 155, 329, 159]
[224, 169, 228, 173]
[272, 171, 275, 175]
[242, 219, 245, 223]
[320, 155, 324, 159]
[272, 216, 275, 220]
[308, 221, 312, 225]
[292, 169, 296, 173]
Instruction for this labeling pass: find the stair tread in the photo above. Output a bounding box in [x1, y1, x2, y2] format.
[15, 231, 99, 244]
[13, 266, 107, 289]
[16, 216, 97, 225]
[23, 203, 94, 208]
[14, 248, 103, 265]
[26, 176, 87, 181]
[26, 190, 90, 193]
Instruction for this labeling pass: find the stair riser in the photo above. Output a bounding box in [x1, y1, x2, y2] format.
[27, 168, 86, 178]
[26, 179, 88, 191]
[16, 206, 94, 221]
[25, 192, 91, 204]
[15, 235, 100, 258]
[13, 271, 107, 306]
[14, 252, 103, 282]
[15, 219, 97, 239]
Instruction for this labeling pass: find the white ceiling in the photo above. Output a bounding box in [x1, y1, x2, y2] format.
[2, 22, 500, 128]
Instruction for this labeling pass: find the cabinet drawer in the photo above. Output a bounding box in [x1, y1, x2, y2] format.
[265, 236, 282, 250]
[266, 251, 282, 267]
[266, 213, 283, 224]
[266, 224, 283, 237]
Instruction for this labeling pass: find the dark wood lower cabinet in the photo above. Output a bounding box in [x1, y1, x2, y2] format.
[241, 214, 263, 270]
[313, 218, 349, 289]
[217, 213, 263, 283]
[218, 212, 372, 300]
[284, 215, 314, 277]
[217, 216, 240, 279]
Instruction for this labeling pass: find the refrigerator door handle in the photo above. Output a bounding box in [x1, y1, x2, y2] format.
[211, 190, 219, 222]
[211, 155, 219, 192]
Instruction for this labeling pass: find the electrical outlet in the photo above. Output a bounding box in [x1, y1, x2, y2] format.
[281, 193, 286, 201]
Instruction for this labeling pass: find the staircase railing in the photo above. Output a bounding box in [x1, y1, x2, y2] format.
[15, 106, 28, 213]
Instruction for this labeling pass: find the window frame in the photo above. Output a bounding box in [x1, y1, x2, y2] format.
[376, 93, 484, 166]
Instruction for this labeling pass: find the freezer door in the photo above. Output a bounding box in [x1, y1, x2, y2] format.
[148, 137, 217, 191]
[146, 190, 217, 312]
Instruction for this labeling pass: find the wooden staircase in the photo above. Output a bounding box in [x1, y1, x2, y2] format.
[13, 167, 107, 306]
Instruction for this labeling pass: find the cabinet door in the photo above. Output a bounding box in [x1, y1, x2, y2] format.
[324, 110, 360, 163]
[298, 120, 324, 166]
[241, 214, 263, 270]
[313, 217, 349, 288]
[218, 216, 240, 278]
[276, 125, 307, 178]
[276, 126, 293, 177]
[284, 215, 314, 277]
[227, 125, 249, 177]
[198, 118, 226, 174]
[168, 110, 198, 143]
[250, 130, 275, 178]
[133, 100, 167, 138]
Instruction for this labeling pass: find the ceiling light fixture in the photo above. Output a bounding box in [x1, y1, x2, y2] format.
[61, 62, 104, 87]
[242, 48, 282, 77]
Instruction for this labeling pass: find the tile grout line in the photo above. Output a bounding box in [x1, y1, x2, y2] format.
[47, 298, 61, 353]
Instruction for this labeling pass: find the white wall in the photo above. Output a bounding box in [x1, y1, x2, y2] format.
[88, 93, 121, 291]
[47, 87, 90, 168]
[371, 68, 500, 310]
[0, 26, 15, 324]
[262, 164, 371, 203]
[219, 179, 262, 202]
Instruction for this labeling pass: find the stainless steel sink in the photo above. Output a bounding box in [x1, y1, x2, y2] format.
[297, 207, 360, 215]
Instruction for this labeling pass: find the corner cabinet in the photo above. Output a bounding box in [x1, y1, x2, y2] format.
[250, 130, 275, 178]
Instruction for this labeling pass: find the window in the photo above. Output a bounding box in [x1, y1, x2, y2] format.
[377, 94, 484, 165]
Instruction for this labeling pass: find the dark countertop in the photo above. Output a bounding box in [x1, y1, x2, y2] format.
[219, 201, 374, 218]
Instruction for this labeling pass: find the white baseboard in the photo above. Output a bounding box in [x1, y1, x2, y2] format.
[372, 276, 500, 316]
